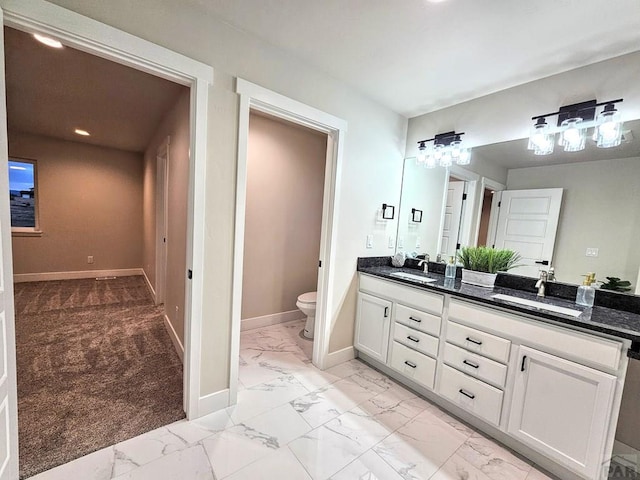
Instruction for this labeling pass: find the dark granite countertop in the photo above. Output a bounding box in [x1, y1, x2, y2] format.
[357, 262, 640, 359]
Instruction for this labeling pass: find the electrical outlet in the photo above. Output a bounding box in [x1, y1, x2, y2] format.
[366, 234, 374, 248]
[388, 236, 395, 248]
[586, 248, 599, 257]
[397, 237, 404, 249]
[175, 305, 179, 312]
[416, 237, 421, 249]
[87, 255, 94, 264]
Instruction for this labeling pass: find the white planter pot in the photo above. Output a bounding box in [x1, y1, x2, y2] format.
[461, 269, 497, 288]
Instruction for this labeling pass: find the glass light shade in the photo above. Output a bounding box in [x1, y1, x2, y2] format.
[595, 109, 623, 148]
[456, 148, 471, 165]
[439, 147, 452, 167]
[560, 118, 586, 152]
[425, 154, 437, 168]
[416, 146, 426, 164]
[528, 121, 554, 155]
[433, 144, 444, 161]
[450, 139, 462, 159]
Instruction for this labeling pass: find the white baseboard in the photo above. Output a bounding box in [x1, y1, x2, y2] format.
[241, 309, 305, 331]
[163, 314, 184, 363]
[14, 268, 144, 283]
[142, 269, 156, 302]
[323, 346, 356, 369]
[195, 389, 230, 419]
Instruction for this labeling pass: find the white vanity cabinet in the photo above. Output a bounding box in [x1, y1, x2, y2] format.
[355, 273, 630, 480]
[354, 292, 392, 363]
[508, 346, 617, 479]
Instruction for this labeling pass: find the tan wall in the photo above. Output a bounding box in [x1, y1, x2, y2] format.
[242, 113, 326, 320]
[143, 89, 190, 344]
[9, 131, 143, 274]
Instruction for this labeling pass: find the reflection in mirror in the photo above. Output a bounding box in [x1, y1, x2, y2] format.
[397, 119, 640, 290]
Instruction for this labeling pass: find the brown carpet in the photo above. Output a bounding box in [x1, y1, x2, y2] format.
[15, 276, 185, 479]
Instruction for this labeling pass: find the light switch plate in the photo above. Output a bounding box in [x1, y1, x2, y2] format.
[388, 236, 395, 248]
[366, 234, 374, 248]
[586, 247, 599, 257]
[398, 237, 404, 249]
[416, 237, 421, 249]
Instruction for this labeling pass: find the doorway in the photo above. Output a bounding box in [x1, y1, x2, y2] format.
[5, 25, 193, 477]
[0, 4, 213, 479]
[230, 79, 347, 403]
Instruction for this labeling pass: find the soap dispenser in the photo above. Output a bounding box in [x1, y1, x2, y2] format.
[445, 256, 457, 279]
[576, 272, 596, 307]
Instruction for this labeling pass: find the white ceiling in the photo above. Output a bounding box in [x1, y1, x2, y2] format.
[196, 0, 640, 118]
[5, 27, 187, 152]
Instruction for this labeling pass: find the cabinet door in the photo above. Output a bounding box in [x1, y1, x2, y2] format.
[355, 293, 392, 363]
[508, 346, 616, 479]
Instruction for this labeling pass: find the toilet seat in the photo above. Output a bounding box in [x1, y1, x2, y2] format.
[297, 291, 317, 305]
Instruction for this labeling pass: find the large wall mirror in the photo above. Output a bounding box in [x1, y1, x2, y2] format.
[397, 119, 640, 291]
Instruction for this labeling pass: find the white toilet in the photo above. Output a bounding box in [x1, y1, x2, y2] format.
[296, 291, 317, 339]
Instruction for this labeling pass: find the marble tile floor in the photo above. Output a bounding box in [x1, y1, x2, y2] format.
[29, 319, 558, 480]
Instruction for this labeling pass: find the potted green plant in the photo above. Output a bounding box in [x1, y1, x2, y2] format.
[457, 246, 522, 288]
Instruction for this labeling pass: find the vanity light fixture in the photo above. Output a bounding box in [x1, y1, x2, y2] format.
[416, 131, 471, 168]
[529, 99, 624, 154]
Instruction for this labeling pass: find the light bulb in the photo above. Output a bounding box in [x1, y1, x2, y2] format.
[450, 138, 462, 159]
[433, 144, 443, 161]
[560, 118, 586, 152]
[425, 154, 437, 169]
[439, 148, 452, 167]
[456, 148, 471, 165]
[595, 105, 622, 148]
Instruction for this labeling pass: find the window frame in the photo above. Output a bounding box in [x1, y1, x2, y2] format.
[9, 157, 42, 236]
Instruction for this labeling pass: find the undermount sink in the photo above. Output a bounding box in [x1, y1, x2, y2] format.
[389, 272, 437, 283]
[492, 294, 582, 317]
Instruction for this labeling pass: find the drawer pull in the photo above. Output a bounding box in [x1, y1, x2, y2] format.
[409, 316, 422, 323]
[406, 335, 420, 343]
[404, 360, 417, 368]
[466, 336, 483, 346]
[459, 389, 475, 400]
[463, 359, 479, 369]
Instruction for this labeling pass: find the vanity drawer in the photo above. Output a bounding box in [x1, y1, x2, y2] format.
[395, 304, 441, 337]
[443, 342, 508, 389]
[389, 341, 437, 390]
[359, 274, 443, 315]
[446, 321, 511, 364]
[439, 364, 504, 426]
[449, 298, 623, 371]
[393, 322, 439, 358]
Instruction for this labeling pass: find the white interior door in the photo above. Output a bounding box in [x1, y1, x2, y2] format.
[494, 188, 563, 278]
[440, 181, 465, 258]
[0, 7, 19, 479]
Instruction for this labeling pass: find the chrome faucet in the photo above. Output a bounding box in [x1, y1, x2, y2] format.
[536, 270, 548, 297]
[418, 254, 430, 273]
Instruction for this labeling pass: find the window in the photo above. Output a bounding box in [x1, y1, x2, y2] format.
[9, 158, 40, 234]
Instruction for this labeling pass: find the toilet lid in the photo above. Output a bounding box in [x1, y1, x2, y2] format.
[298, 291, 317, 304]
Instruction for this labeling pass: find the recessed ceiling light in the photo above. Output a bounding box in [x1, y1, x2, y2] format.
[33, 33, 63, 49]
[74, 129, 90, 136]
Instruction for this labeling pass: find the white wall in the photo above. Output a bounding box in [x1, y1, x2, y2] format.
[506, 157, 640, 286]
[396, 159, 447, 257]
[38, 0, 407, 394]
